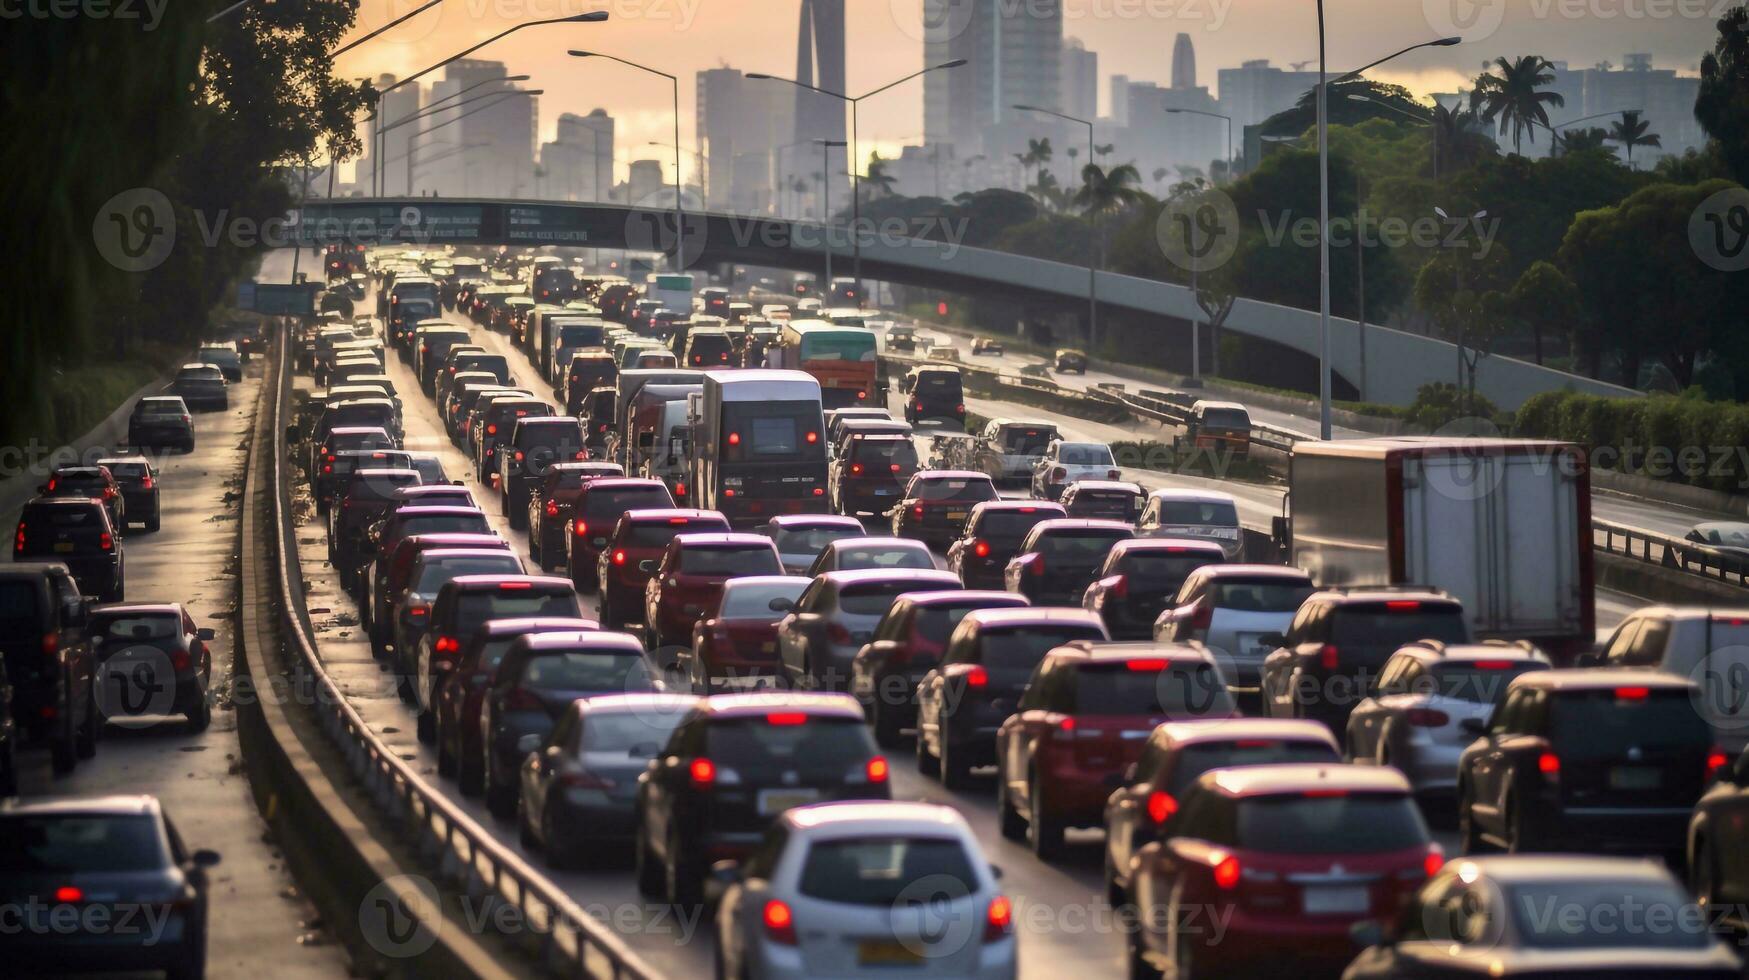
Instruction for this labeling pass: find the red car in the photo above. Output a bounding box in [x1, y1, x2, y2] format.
[643, 533, 783, 649]
[684, 575, 809, 693]
[566, 478, 676, 591]
[945, 500, 1065, 589]
[1079, 538, 1227, 640]
[850, 590, 1029, 747]
[597, 509, 731, 629]
[1127, 764, 1441, 979]
[367, 532, 507, 657]
[994, 641, 1238, 857]
[526, 461, 625, 571]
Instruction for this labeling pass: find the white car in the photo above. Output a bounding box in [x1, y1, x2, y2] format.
[712, 801, 1017, 980]
[1154, 564, 1315, 690]
[1344, 639, 1550, 794]
[1030, 440, 1120, 500]
[1135, 488, 1243, 560]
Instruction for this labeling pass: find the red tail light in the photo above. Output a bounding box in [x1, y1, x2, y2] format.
[855, 391, 867, 401]
[763, 899, 797, 945]
[499, 581, 532, 590]
[170, 646, 191, 672]
[573, 519, 588, 537]
[973, 539, 990, 558]
[54, 886, 83, 904]
[890, 463, 902, 473]
[1126, 658, 1168, 671]
[99, 531, 113, 551]
[1615, 686, 1650, 701]
[1028, 557, 1044, 578]
[983, 896, 1012, 942]
[612, 550, 627, 565]
[1319, 644, 1339, 670]
[805, 431, 818, 444]
[434, 636, 459, 655]
[766, 712, 808, 726]
[1473, 659, 1515, 670]
[1708, 747, 1729, 780]
[812, 487, 824, 496]
[1384, 600, 1421, 611]
[102, 486, 116, 499]
[850, 463, 863, 475]
[487, 424, 497, 435]
[1212, 854, 1240, 890]
[13, 523, 24, 553]
[912, 505, 924, 519]
[408, 603, 429, 619]
[1423, 845, 1445, 879]
[866, 756, 889, 783]
[1188, 600, 1213, 631]
[545, 500, 560, 517]
[964, 666, 989, 688]
[1146, 790, 1177, 824]
[689, 757, 716, 787]
[1538, 751, 1561, 776]
[956, 404, 966, 413]
[727, 432, 740, 446]
[1404, 708, 1449, 727]
[674, 482, 687, 497]
[42, 633, 57, 656]
[45, 479, 56, 492]
[915, 401, 924, 412]
[1107, 469, 1121, 479]
[1051, 467, 1066, 481]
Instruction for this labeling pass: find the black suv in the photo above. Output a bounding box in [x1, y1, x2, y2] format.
[0, 563, 99, 773]
[97, 456, 160, 532]
[14, 498, 124, 601]
[1260, 588, 1470, 738]
[127, 396, 195, 452]
[634, 693, 890, 905]
[498, 416, 586, 531]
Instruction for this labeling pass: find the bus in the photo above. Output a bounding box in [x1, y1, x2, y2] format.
[690, 370, 829, 527]
[764, 321, 879, 410]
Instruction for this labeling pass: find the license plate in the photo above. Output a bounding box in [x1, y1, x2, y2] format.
[858, 939, 924, 966]
[874, 488, 894, 496]
[54, 542, 74, 553]
[758, 789, 819, 815]
[1302, 885, 1369, 915]
[761, 641, 775, 653]
[592, 537, 606, 546]
[1609, 766, 1661, 791]
[946, 511, 967, 521]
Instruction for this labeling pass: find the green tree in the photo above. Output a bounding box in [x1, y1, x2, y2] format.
[1073, 162, 1146, 218]
[1696, 6, 1749, 185]
[1430, 102, 1497, 176]
[1505, 259, 1581, 365]
[863, 152, 898, 199]
[1554, 127, 1610, 156]
[1414, 240, 1515, 412]
[1607, 111, 1661, 169]
[1470, 56, 1566, 155]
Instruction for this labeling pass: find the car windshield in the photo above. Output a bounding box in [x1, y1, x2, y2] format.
[92, 613, 179, 641]
[772, 525, 860, 556]
[978, 626, 1107, 669]
[1505, 881, 1711, 950]
[913, 478, 996, 503]
[835, 546, 932, 571]
[518, 651, 651, 692]
[1073, 661, 1235, 717]
[1165, 741, 1340, 795]
[703, 716, 870, 773]
[720, 582, 807, 620]
[414, 557, 525, 594]
[1208, 578, 1315, 612]
[679, 546, 779, 576]
[1236, 793, 1428, 853]
[1157, 500, 1239, 526]
[1060, 444, 1114, 465]
[799, 837, 979, 907]
[0, 814, 168, 872]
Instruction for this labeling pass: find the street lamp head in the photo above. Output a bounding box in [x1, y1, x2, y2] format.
[1434, 206, 1449, 218]
[1347, 94, 1374, 103]
[935, 59, 968, 69]
[745, 72, 772, 80]
[563, 11, 609, 22]
[1432, 36, 1461, 45]
[505, 74, 531, 82]
[1012, 103, 1039, 112]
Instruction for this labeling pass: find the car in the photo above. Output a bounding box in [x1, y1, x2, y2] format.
[883, 323, 917, 352]
[823, 407, 893, 446]
[195, 342, 244, 381]
[1135, 488, 1243, 560]
[1344, 855, 1742, 979]
[1101, 719, 1340, 907]
[684, 576, 809, 694]
[499, 416, 588, 531]
[970, 336, 1005, 356]
[524, 462, 627, 571]
[0, 563, 99, 772]
[829, 434, 919, 516]
[127, 396, 195, 452]
[0, 796, 220, 978]
[433, 615, 597, 795]
[1260, 588, 1470, 738]
[484, 630, 656, 817]
[566, 478, 677, 591]
[889, 470, 998, 548]
[634, 693, 892, 906]
[900, 366, 966, 428]
[830, 419, 913, 462]
[313, 441, 406, 513]
[390, 483, 474, 509]
[1080, 538, 1226, 640]
[518, 693, 699, 867]
[1058, 480, 1144, 522]
[644, 533, 785, 650]
[996, 642, 1237, 856]
[474, 396, 555, 484]
[850, 591, 1029, 747]
[311, 397, 401, 451]
[40, 465, 124, 531]
[753, 514, 866, 577]
[1174, 400, 1252, 459]
[370, 532, 508, 657]
[598, 509, 732, 630]
[975, 420, 1060, 488]
[168, 362, 227, 411]
[87, 603, 216, 730]
[1003, 518, 1133, 607]
[449, 384, 522, 443]
[914, 607, 1110, 789]
[1345, 640, 1550, 796]
[945, 501, 1066, 590]
[15, 497, 123, 602]
[777, 569, 963, 693]
[563, 352, 619, 416]
[925, 343, 959, 362]
[803, 536, 936, 577]
[96, 456, 160, 532]
[1031, 441, 1121, 500]
[1457, 669, 1718, 859]
[1054, 348, 1087, 373]
[366, 506, 495, 635]
[1153, 564, 1316, 691]
[710, 801, 1016, 980]
[411, 573, 581, 740]
[329, 469, 425, 592]
[1587, 605, 1749, 752]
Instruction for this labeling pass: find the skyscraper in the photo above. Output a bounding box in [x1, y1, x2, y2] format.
[366, 73, 422, 196]
[1171, 33, 1197, 90]
[1061, 37, 1098, 121]
[922, 0, 1063, 161]
[793, 0, 846, 149]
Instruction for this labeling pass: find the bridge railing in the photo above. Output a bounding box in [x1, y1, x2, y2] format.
[265, 330, 658, 980]
[1592, 518, 1749, 589]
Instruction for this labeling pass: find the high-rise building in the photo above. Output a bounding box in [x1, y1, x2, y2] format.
[1215, 59, 1319, 139]
[365, 74, 422, 196]
[417, 61, 537, 198]
[922, 0, 1063, 163]
[1171, 33, 1197, 90]
[1062, 37, 1098, 121]
[697, 68, 796, 214]
[793, 0, 846, 150]
[1109, 74, 1130, 125]
[628, 159, 665, 203]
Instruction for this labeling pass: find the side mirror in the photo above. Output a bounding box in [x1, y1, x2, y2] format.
[452, 479, 465, 486]
[1258, 632, 1287, 649]
[516, 733, 542, 755]
[705, 859, 740, 903]
[1459, 717, 1488, 736]
[989, 863, 1004, 881]
[1349, 919, 1386, 950]
[197, 627, 216, 641]
[768, 597, 795, 613]
[191, 849, 222, 869]
[285, 425, 301, 444]
[1575, 650, 1603, 668]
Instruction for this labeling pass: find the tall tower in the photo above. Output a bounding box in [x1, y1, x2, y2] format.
[793, 0, 846, 149]
[1171, 33, 1197, 90]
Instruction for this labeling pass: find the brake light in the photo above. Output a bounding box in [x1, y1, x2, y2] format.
[964, 666, 988, 688]
[1538, 751, 1561, 776]
[913, 505, 924, 519]
[487, 424, 497, 435]
[762, 899, 797, 945]
[42, 633, 57, 656]
[1029, 557, 1044, 578]
[1319, 644, 1339, 670]
[499, 581, 532, 591]
[1473, 659, 1514, 670]
[45, 478, 56, 492]
[983, 896, 1012, 942]
[1212, 854, 1240, 890]
[766, 712, 808, 726]
[864, 756, 890, 783]
[1404, 708, 1449, 727]
[689, 757, 716, 787]
[99, 531, 113, 552]
[54, 886, 83, 904]
[1303, 788, 1348, 798]
[674, 482, 686, 497]
[813, 487, 824, 496]
[102, 486, 116, 499]
[1146, 790, 1177, 824]
[545, 500, 559, 517]
[408, 604, 429, 619]
[1051, 467, 1066, 481]
[1126, 658, 1168, 671]
[573, 519, 588, 537]
[973, 539, 990, 558]
[727, 432, 740, 446]
[1615, 686, 1650, 701]
[724, 489, 735, 498]
[1108, 469, 1121, 479]
[1423, 846, 1445, 879]
[850, 463, 863, 475]
[805, 431, 818, 444]
[611, 550, 627, 566]
[1384, 600, 1421, 611]
[1708, 747, 1729, 780]
[855, 391, 867, 401]
[13, 523, 23, 552]
[915, 401, 924, 412]
[170, 645, 191, 672]
[434, 636, 459, 655]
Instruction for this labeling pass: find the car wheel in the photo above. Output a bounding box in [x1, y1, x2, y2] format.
[915, 725, 940, 776]
[635, 824, 663, 897]
[996, 764, 1026, 841]
[870, 696, 903, 748]
[485, 759, 516, 819]
[664, 830, 702, 908]
[1127, 930, 1164, 980]
[1028, 774, 1064, 858]
[76, 695, 100, 759]
[940, 734, 971, 790]
[166, 924, 207, 980]
[187, 691, 211, 733]
[435, 726, 456, 777]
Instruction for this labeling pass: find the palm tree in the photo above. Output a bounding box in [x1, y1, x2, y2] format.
[1074, 162, 1145, 218]
[1152, 166, 1169, 189]
[1470, 55, 1566, 155]
[1030, 169, 1063, 209]
[1014, 137, 1052, 191]
[1094, 143, 1115, 160]
[1430, 102, 1492, 176]
[863, 152, 898, 199]
[1606, 110, 1661, 169]
[1553, 126, 1610, 156]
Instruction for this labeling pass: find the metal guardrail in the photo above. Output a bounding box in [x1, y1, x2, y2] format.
[264, 328, 658, 980]
[1592, 518, 1749, 590]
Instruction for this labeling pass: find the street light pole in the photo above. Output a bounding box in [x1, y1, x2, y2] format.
[1014, 103, 1098, 354]
[1546, 108, 1643, 158]
[816, 139, 845, 290]
[400, 90, 541, 195]
[1165, 107, 1234, 179]
[570, 50, 686, 270]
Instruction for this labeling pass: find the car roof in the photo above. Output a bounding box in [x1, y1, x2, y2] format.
[1159, 718, 1339, 748]
[1309, 588, 1459, 606]
[412, 548, 523, 564]
[899, 590, 1028, 609]
[24, 497, 104, 509]
[1394, 640, 1550, 664]
[1203, 763, 1413, 798]
[1145, 488, 1238, 504]
[820, 568, 962, 589]
[397, 533, 506, 551]
[512, 631, 642, 654]
[580, 478, 668, 492]
[1511, 668, 1693, 692]
[90, 602, 184, 616]
[1031, 518, 1134, 534]
[697, 692, 865, 721]
[475, 616, 598, 637]
[1192, 400, 1248, 412]
[1047, 640, 1218, 666]
[971, 500, 1064, 515]
[1111, 538, 1227, 557]
[622, 508, 727, 525]
[785, 800, 967, 834]
[671, 532, 775, 548]
[50, 466, 105, 476]
[828, 536, 931, 552]
[1196, 564, 1313, 581]
[391, 506, 486, 519]
[577, 693, 702, 715]
[766, 514, 864, 529]
[0, 795, 161, 817]
[443, 574, 574, 593]
[722, 575, 811, 591]
[1450, 854, 1686, 886]
[1067, 481, 1143, 495]
[912, 469, 987, 481]
[962, 607, 1106, 629]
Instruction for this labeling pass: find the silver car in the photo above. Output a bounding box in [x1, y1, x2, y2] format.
[1135, 488, 1242, 560]
[1344, 639, 1550, 794]
[1031, 440, 1120, 500]
[1154, 564, 1315, 690]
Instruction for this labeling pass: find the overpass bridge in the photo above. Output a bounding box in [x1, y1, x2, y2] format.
[295, 197, 1635, 410]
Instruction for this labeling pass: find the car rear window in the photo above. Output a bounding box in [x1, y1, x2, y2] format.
[1549, 688, 1711, 753]
[721, 582, 808, 620]
[1235, 793, 1428, 853]
[978, 626, 1107, 670]
[414, 556, 525, 594]
[92, 613, 180, 641]
[582, 711, 685, 755]
[913, 478, 996, 503]
[0, 582, 42, 634]
[1157, 500, 1239, 526]
[625, 520, 720, 550]
[914, 603, 1014, 645]
[138, 401, 186, 418]
[1424, 662, 1546, 704]
[680, 546, 780, 576]
[346, 474, 422, 502]
[558, 323, 605, 347]
[848, 440, 918, 468]
[518, 650, 652, 692]
[1165, 740, 1340, 795]
[704, 716, 872, 773]
[584, 487, 674, 519]
[914, 372, 962, 394]
[686, 335, 733, 365]
[771, 525, 860, 556]
[976, 509, 1055, 541]
[1060, 445, 1114, 465]
[26, 505, 103, 529]
[516, 422, 586, 458]
[1001, 427, 1056, 453]
[1124, 552, 1223, 591]
[1331, 604, 1468, 649]
[455, 592, 581, 634]
[799, 837, 979, 906]
[399, 514, 491, 538]
[0, 814, 167, 873]
[101, 462, 148, 480]
[1073, 661, 1234, 717]
[840, 580, 941, 616]
[1200, 409, 1250, 429]
[835, 546, 932, 571]
[1208, 578, 1315, 612]
[1070, 491, 1140, 519]
[1039, 530, 1130, 559]
[1505, 880, 1711, 950]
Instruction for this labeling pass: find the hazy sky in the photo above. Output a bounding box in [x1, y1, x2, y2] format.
[338, 0, 1726, 182]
